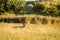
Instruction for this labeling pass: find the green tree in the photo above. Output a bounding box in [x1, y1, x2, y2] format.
[9, 0, 26, 15]
[56, 3, 60, 17]
[33, 2, 45, 14]
[0, 0, 8, 15]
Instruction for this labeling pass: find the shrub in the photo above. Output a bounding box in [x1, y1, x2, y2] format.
[51, 19, 55, 24]
[33, 2, 45, 14]
[4, 18, 13, 23]
[0, 18, 4, 22]
[0, 3, 5, 15]
[30, 18, 36, 24]
[41, 18, 48, 24]
[56, 3, 60, 10]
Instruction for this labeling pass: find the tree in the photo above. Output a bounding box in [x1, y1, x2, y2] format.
[0, 0, 26, 15]
[33, 2, 45, 14]
[42, 3, 59, 17]
[0, 0, 8, 15]
[9, 0, 26, 15]
[56, 3, 60, 17]
[56, 3, 60, 10]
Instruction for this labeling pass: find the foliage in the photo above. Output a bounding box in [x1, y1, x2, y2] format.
[41, 18, 48, 24]
[0, 1, 60, 17]
[56, 3, 60, 10]
[51, 19, 55, 24]
[33, 2, 45, 14]
[0, 0, 26, 15]
[30, 18, 36, 24]
[0, 0, 6, 15]
[43, 6, 59, 17]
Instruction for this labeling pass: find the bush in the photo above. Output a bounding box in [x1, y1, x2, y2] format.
[41, 18, 48, 24]
[51, 19, 55, 24]
[4, 18, 12, 23]
[0, 18, 4, 22]
[30, 18, 36, 24]
[56, 4, 60, 10]
[0, 3, 5, 15]
[2, 17, 26, 23]
[58, 12, 60, 17]
[33, 2, 45, 14]
[12, 17, 26, 23]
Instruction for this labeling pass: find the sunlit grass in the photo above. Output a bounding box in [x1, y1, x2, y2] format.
[0, 33, 60, 40]
[0, 23, 60, 40]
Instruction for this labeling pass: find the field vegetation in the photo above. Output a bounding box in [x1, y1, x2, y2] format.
[0, 0, 60, 40]
[0, 0, 60, 17]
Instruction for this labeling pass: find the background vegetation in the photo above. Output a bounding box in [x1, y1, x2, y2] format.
[0, 0, 60, 17]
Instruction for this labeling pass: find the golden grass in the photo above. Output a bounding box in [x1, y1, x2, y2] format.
[0, 14, 60, 40]
[0, 23, 60, 40]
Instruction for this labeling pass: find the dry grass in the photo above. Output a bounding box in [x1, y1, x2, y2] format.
[0, 23, 60, 40]
[0, 15, 60, 40]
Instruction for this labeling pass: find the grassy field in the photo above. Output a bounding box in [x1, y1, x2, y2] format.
[0, 14, 60, 40]
[0, 23, 60, 40]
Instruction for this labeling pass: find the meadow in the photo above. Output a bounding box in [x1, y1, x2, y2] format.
[0, 15, 60, 40]
[0, 0, 60, 40]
